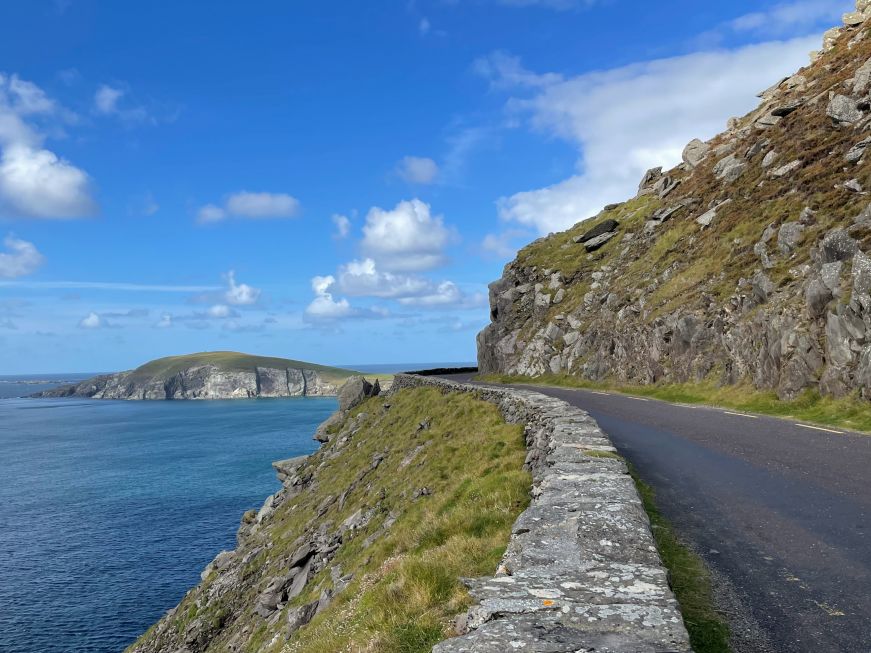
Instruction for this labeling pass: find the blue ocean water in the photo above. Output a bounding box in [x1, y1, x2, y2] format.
[0, 394, 334, 653]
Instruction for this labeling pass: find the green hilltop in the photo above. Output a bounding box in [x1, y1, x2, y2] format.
[128, 351, 361, 385]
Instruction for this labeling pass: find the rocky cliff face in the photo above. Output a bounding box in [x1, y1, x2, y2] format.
[479, 4, 871, 401]
[35, 365, 338, 400]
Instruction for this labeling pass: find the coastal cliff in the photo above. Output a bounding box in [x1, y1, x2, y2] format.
[478, 3, 871, 401]
[34, 352, 355, 400]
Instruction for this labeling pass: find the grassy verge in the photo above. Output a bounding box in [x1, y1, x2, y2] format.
[630, 468, 731, 653]
[479, 373, 871, 434]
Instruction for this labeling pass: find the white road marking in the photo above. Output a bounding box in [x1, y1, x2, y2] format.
[628, 396, 650, 402]
[590, 391, 609, 396]
[795, 424, 843, 434]
[723, 411, 758, 419]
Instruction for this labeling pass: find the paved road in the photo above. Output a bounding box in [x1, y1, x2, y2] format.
[440, 374, 871, 653]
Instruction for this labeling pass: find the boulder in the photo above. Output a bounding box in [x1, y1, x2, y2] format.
[636, 167, 663, 196]
[820, 229, 859, 263]
[770, 160, 802, 178]
[682, 138, 709, 168]
[286, 601, 318, 638]
[853, 59, 871, 95]
[337, 376, 380, 412]
[574, 219, 619, 244]
[846, 136, 871, 163]
[762, 151, 779, 168]
[584, 231, 618, 252]
[827, 94, 863, 124]
[712, 154, 747, 182]
[696, 199, 732, 227]
[777, 222, 805, 254]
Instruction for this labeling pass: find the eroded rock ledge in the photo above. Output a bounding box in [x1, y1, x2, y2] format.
[391, 374, 691, 653]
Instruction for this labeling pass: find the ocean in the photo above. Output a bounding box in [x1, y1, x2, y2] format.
[0, 388, 336, 653]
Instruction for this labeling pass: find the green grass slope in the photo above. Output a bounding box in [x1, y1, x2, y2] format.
[127, 351, 360, 385]
[127, 387, 531, 653]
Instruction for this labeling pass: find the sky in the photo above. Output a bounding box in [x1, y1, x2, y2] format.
[0, 0, 854, 374]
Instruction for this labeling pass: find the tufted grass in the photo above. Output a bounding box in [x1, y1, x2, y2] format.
[479, 373, 871, 434]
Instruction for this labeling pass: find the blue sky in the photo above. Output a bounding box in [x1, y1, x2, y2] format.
[0, 0, 853, 373]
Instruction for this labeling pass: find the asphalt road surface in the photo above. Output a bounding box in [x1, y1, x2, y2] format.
[440, 373, 871, 653]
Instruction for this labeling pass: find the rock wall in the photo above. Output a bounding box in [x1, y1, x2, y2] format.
[35, 365, 338, 400]
[477, 4, 871, 401]
[391, 374, 691, 653]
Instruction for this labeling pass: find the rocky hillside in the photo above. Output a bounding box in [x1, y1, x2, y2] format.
[479, 3, 871, 401]
[34, 352, 357, 400]
[126, 377, 530, 653]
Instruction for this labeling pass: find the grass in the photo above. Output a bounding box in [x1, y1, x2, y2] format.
[127, 351, 363, 385]
[129, 387, 531, 653]
[479, 373, 871, 434]
[630, 469, 731, 653]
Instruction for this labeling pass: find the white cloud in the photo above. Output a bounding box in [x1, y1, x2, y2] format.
[0, 280, 220, 292]
[332, 257, 482, 308]
[224, 270, 261, 306]
[481, 228, 532, 258]
[397, 281, 464, 307]
[361, 199, 453, 271]
[473, 51, 563, 89]
[0, 145, 95, 218]
[304, 275, 354, 321]
[206, 304, 236, 318]
[494, 36, 820, 233]
[78, 312, 106, 329]
[93, 83, 150, 124]
[155, 313, 173, 328]
[396, 156, 440, 184]
[332, 213, 351, 239]
[226, 191, 300, 218]
[336, 258, 433, 298]
[726, 0, 847, 37]
[0, 74, 95, 219]
[419, 17, 431, 35]
[0, 234, 44, 278]
[197, 191, 300, 223]
[94, 85, 123, 114]
[197, 203, 226, 223]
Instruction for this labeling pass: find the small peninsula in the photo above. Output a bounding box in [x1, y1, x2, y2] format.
[32, 352, 359, 400]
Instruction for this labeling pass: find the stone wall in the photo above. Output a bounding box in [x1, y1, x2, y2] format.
[391, 374, 691, 653]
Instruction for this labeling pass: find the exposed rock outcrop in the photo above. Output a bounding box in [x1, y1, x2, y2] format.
[34, 365, 339, 400]
[478, 4, 871, 401]
[32, 352, 352, 399]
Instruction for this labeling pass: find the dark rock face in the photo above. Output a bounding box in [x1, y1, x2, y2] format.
[32, 365, 338, 400]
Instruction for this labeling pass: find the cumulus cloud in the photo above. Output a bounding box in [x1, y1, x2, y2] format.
[492, 36, 820, 233]
[0, 234, 44, 278]
[197, 191, 301, 223]
[304, 275, 354, 321]
[395, 156, 440, 184]
[331, 258, 482, 308]
[332, 213, 351, 239]
[224, 270, 261, 306]
[361, 199, 454, 271]
[206, 304, 236, 318]
[0, 73, 95, 219]
[78, 312, 107, 329]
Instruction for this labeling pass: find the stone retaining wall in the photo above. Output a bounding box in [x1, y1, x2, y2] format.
[391, 374, 692, 653]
